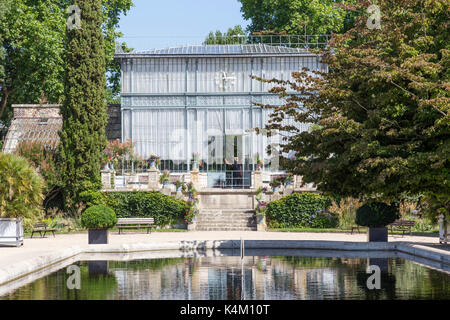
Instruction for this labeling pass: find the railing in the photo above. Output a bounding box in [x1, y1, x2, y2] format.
[204, 34, 331, 49]
[207, 169, 252, 189]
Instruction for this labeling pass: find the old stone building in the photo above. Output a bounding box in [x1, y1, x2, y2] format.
[2, 104, 121, 153]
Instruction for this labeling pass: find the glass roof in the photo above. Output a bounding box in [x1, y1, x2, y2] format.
[132, 44, 307, 56]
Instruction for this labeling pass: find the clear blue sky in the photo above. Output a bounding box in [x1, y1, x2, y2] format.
[118, 0, 249, 51]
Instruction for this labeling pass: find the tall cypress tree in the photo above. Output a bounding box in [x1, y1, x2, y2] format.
[59, 0, 107, 206]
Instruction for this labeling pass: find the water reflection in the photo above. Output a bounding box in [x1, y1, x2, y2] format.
[88, 261, 109, 276]
[1, 256, 449, 300]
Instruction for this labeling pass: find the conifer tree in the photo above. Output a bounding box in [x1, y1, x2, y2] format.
[59, 0, 108, 206]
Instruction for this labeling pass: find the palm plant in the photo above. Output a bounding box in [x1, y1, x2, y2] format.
[0, 153, 44, 220]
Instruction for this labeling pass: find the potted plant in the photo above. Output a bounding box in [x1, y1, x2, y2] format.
[148, 154, 160, 168]
[101, 149, 113, 170]
[256, 201, 268, 225]
[255, 187, 267, 231]
[0, 153, 44, 247]
[81, 205, 117, 244]
[185, 198, 199, 226]
[269, 178, 282, 193]
[105, 139, 135, 171]
[191, 153, 200, 170]
[355, 201, 399, 242]
[186, 182, 197, 200]
[175, 181, 185, 193]
[255, 153, 263, 170]
[160, 170, 170, 186]
[284, 173, 294, 186]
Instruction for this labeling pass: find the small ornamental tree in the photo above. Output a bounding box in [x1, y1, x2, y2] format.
[355, 202, 399, 228]
[0, 153, 44, 220]
[59, 0, 108, 207]
[14, 141, 62, 209]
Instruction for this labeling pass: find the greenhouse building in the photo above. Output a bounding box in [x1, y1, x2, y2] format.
[114, 44, 326, 188]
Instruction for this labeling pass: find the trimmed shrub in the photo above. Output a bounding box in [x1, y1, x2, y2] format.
[0, 153, 44, 220]
[266, 192, 332, 228]
[81, 205, 117, 229]
[80, 191, 188, 227]
[355, 202, 399, 228]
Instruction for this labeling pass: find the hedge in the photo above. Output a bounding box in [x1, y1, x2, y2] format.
[80, 191, 188, 227]
[265, 192, 336, 228]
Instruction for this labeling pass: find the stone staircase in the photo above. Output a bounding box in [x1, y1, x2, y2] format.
[195, 209, 257, 231]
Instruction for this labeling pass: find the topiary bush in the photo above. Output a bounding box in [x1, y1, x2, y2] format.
[355, 202, 399, 228]
[265, 192, 332, 228]
[0, 153, 44, 220]
[81, 205, 117, 229]
[80, 191, 188, 227]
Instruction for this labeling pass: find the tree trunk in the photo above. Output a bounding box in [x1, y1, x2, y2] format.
[0, 88, 9, 120]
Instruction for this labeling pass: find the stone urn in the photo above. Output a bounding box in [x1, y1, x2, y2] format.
[257, 215, 266, 232]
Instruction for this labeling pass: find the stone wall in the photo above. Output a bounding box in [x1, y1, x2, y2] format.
[13, 104, 61, 119]
[105, 104, 121, 141]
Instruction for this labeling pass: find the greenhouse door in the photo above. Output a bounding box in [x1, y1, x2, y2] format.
[206, 134, 252, 189]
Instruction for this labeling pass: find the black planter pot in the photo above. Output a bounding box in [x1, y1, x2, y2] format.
[88, 229, 109, 244]
[367, 227, 388, 242]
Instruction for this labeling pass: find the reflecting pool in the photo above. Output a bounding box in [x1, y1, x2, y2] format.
[1, 255, 449, 300]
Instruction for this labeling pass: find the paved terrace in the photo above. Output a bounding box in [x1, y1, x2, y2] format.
[0, 231, 446, 267]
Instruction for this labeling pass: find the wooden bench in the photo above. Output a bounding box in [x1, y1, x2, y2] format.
[31, 221, 57, 238]
[388, 219, 415, 236]
[117, 218, 155, 234]
[350, 225, 365, 234]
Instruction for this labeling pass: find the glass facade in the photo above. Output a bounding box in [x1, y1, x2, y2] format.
[116, 45, 324, 182]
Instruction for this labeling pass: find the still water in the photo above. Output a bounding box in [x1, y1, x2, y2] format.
[1, 256, 449, 300]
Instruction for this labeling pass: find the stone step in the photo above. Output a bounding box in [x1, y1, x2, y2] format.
[200, 209, 255, 214]
[198, 214, 255, 218]
[195, 220, 256, 224]
[195, 208, 256, 231]
[196, 216, 255, 220]
[196, 217, 255, 222]
[196, 221, 256, 225]
[196, 221, 255, 226]
[195, 226, 257, 231]
[197, 219, 256, 226]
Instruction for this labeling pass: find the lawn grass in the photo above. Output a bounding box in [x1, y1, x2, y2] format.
[24, 227, 188, 237]
[269, 227, 439, 237]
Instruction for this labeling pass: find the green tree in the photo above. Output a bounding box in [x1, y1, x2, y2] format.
[59, 0, 108, 208]
[256, 0, 449, 204]
[239, 0, 355, 35]
[204, 25, 247, 45]
[0, 0, 133, 124]
[0, 0, 65, 123]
